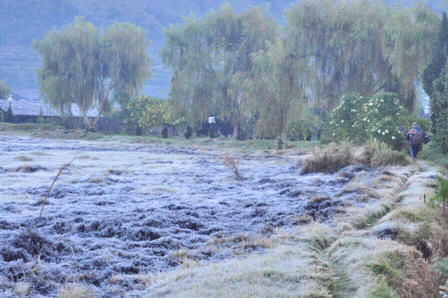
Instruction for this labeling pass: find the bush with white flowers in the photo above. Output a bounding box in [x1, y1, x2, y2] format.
[325, 92, 408, 150]
[326, 94, 369, 143]
[361, 93, 408, 150]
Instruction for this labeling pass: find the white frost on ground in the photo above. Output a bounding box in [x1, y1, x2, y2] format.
[0, 135, 411, 297]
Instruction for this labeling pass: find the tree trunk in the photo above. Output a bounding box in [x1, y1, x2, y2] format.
[85, 84, 114, 131]
[82, 112, 95, 131]
[232, 125, 238, 139]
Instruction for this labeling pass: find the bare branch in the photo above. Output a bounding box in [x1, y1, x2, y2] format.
[39, 157, 76, 219]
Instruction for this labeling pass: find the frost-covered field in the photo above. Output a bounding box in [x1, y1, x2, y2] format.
[0, 135, 432, 297]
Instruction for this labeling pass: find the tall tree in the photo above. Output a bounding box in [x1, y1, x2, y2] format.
[34, 26, 73, 118]
[284, 0, 437, 114]
[248, 38, 305, 138]
[284, 0, 391, 113]
[383, 4, 438, 113]
[34, 17, 151, 129]
[422, 11, 448, 97]
[430, 64, 448, 153]
[0, 80, 10, 99]
[162, 4, 278, 138]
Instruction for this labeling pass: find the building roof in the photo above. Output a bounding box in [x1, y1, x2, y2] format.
[0, 99, 97, 118]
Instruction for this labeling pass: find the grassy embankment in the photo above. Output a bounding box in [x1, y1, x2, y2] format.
[2, 122, 448, 297]
[139, 143, 447, 298]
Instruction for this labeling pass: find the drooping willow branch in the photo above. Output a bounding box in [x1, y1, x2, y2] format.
[39, 157, 76, 219]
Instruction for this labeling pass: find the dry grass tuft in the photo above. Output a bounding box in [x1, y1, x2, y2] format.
[301, 142, 410, 174]
[301, 142, 353, 174]
[351, 204, 392, 229]
[207, 232, 274, 255]
[302, 222, 337, 249]
[15, 282, 31, 296]
[355, 142, 409, 167]
[59, 283, 93, 298]
[14, 155, 33, 161]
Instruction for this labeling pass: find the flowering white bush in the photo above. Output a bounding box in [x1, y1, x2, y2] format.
[326, 94, 369, 143]
[325, 93, 408, 150]
[361, 93, 407, 150]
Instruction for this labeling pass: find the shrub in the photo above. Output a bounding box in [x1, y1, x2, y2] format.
[184, 125, 192, 139]
[324, 93, 409, 150]
[127, 95, 166, 130]
[433, 177, 448, 214]
[223, 154, 243, 180]
[286, 114, 321, 141]
[161, 126, 168, 138]
[362, 93, 408, 150]
[286, 119, 311, 141]
[325, 94, 369, 144]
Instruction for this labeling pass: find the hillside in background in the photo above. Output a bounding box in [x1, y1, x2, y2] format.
[0, 0, 446, 99]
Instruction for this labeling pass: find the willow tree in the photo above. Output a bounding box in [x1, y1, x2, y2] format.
[162, 4, 278, 138]
[284, 0, 392, 114]
[34, 26, 75, 118]
[283, 0, 437, 115]
[383, 4, 438, 112]
[163, 17, 214, 127]
[422, 12, 448, 97]
[248, 37, 306, 138]
[425, 12, 448, 152]
[34, 17, 151, 129]
[0, 80, 10, 99]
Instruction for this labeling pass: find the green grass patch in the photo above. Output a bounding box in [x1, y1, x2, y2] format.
[368, 252, 404, 287]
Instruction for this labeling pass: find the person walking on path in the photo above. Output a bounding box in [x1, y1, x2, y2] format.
[406, 122, 424, 161]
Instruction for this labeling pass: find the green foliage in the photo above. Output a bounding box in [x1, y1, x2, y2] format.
[327, 94, 369, 144]
[362, 93, 408, 150]
[433, 257, 448, 276]
[430, 67, 448, 154]
[162, 4, 278, 138]
[284, 1, 436, 114]
[286, 113, 321, 141]
[172, 116, 189, 135]
[422, 12, 448, 97]
[34, 17, 151, 130]
[127, 96, 166, 130]
[368, 252, 404, 293]
[0, 80, 10, 99]
[433, 176, 448, 207]
[423, 12, 448, 155]
[383, 4, 438, 112]
[369, 280, 395, 298]
[326, 93, 408, 150]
